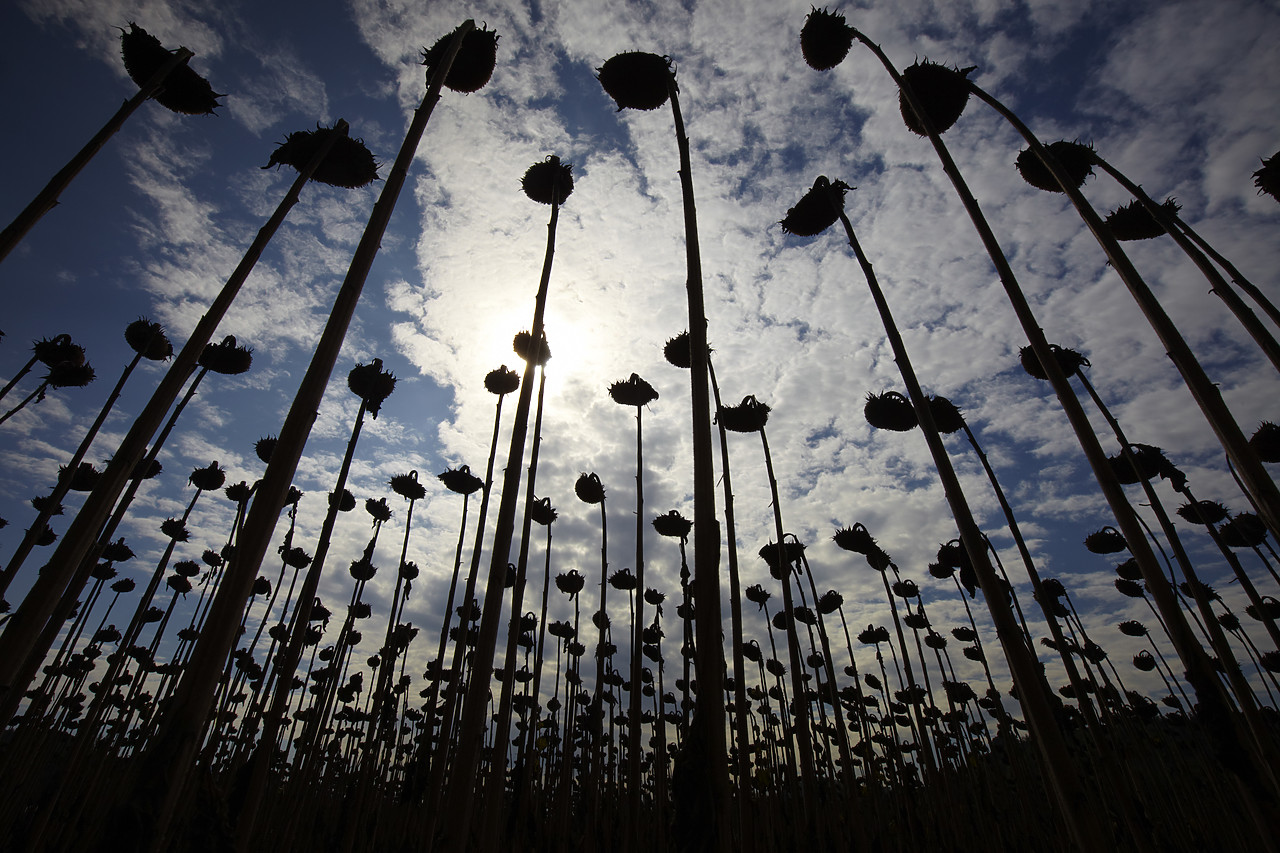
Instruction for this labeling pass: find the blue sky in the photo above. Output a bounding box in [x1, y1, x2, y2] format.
[2, 0, 1278, 708]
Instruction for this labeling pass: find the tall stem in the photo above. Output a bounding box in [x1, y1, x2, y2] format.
[135, 19, 474, 844]
[1092, 157, 1280, 372]
[0, 123, 347, 709]
[667, 77, 729, 853]
[706, 358, 751, 832]
[958, 420, 1098, 724]
[235, 400, 367, 851]
[0, 49, 194, 262]
[480, 365, 549, 853]
[830, 172, 1106, 849]
[1, 349, 144, 597]
[968, 84, 1280, 542]
[442, 171, 561, 852]
[627, 405, 646, 815]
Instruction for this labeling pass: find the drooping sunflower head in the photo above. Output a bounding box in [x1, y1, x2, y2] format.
[598, 52, 674, 111]
[1014, 140, 1096, 193]
[421, 24, 499, 93]
[521, 156, 574, 205]
[898, 60, 976, 136]
[800, 7, 854, 71]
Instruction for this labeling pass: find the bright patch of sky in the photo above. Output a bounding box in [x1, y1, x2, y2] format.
[1, 0, 1277, 711]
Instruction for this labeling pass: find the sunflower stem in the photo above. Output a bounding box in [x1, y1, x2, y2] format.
[132, 17, 475, 840]
[441, 155, 560, 853]
[969, 83, 1280, 546]
[666, 71, 730, 853]
[0, 121, 348, 719]
[0, 48, 194, 262]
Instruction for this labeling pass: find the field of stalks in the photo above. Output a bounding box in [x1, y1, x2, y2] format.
[1, 9, 1278, 853]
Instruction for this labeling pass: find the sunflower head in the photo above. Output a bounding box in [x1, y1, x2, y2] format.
[1250, 421, 1280, 463]
[608, 373, 659, 407]
[199, 336, 253, 376]
[833, 523, 876, 555]
[47, 361, 96, 389]
[863, 391, 917, 432]
[421, 24, 499, 93]
[575, 472, 606, 504]
[125, 317, 173, 360]
[33, 334, 84, 368]
[598, 52, 674, 111]
[530, 496, 558, 526]
[1018, 344, 1089, 380]
[1104, 198, 1180, 241]
[263, 125, 379, 189]
[521, 156, 574, 205]
[927, 395, 965, 435]
[1220, 513, 1267, 548]
[390, 471, 428, 502]
[1253, 150, 1280, 202]
[780, 176, 852, 236]
[663, 331, 692, 369]
[329, 488, 357, 512]
[1118, 620, 1147, 637]
[438, 465, 483, 496]
[898, 60, 975, 136]
[1084, 526, 1127, 554]
[718, 395, 771, 432]
[119, 22, 222, 115]
[347, 359, 397, 418]
[652, 510, 692, 540]
[61, 462, 101, 492]
[254, 436, 277, 465]
[1014, 140, 1096, 192]
[800, 7, 854, 71]
[513, 331, 551, 365]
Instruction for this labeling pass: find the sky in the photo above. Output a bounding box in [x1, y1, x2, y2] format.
[1, 0, 1278, 713]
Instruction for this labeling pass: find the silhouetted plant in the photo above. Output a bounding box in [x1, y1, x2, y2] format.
[0, 25, 212, 261]
[1254, 151, 1280, 202]
[599, 50, 727, 840]
[438, 149, 568, 848]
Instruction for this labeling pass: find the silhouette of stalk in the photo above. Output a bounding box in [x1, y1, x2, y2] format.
[841, 44, 1265, 803]
[701, 348, 752, 816]
[1169, 216, 1280, 328]
[302, 497, 392, 770]
[597, 51, 728, 848]
[234, 363, 391, 850]
[930, 396, 1100, 724]
[479, 366, 549, 853]
[0, 338, 249, 731]
[572, 469, 609, 803]
[517, 496, 556, 786]
[791, 165, 1107, 847]
[440, 152, 565, 852]
[844, 24, 1280, 837]
[363, 471, 427, 761]
[0, 47, 196, 262]
[408, 464, 482, 782]
[409, 369, 514, 801]
[718, 397, 816, 793]
[1085, 153, 1280, 369]
[0, 125, 347, 715]
[126, 21, 481, 848]
[1, 320, 170, 597]
[608, 372, 658, 816]
[0, 355, 96, 426]
[0, 334, 84, 404]
[1065, 359, 1280, 776]
[970, 86, 1280, 542]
